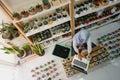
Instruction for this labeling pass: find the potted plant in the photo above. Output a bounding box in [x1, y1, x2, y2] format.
[22, 44, 33, 56]
[100, 0, 109, 6]
[0, 22, 12, 39]
[28, 6, 36, 15]
[20, 8, 29, 18]
[48, 19, 53, 25]
[1, 46, 26, 58]
[53, 12, 57, 16]
[35, 3, 43, 12]
[42, 0, 51, 9]
[56, 8, 61, 13]
[32, 43, 45, 56]
[12, 28, 20, 38]
[0, 21, 19, 40]
[37, 20, 43, 27]
[52, 16, 57, 21]
[29, 19, 35, 27]
[51, 0, 59, 6]
[23, 23, 31, 33]
[93, 0, 100, 8]
[62, 11, 67, 17]
[12, 12, 21, 20]
[43, 20, 48, 25]
[57, 13, 62, 19]
[48, 78, 52, 80]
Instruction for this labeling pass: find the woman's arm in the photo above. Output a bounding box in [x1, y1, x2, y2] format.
[87, 36, 92, 55]
[73, 40, 79, 53]
[73, 41, 84, 60]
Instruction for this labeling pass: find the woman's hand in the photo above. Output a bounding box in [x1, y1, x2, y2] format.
[78, 45, 84, 50]
[78, 53, 83, 60]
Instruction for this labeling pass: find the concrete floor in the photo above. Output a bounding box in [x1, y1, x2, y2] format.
[69, 57, 120, 80]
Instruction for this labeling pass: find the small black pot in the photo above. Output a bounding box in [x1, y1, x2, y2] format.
[43, 21, 48, 25]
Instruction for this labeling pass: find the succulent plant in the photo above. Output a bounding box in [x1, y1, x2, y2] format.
[29, 7, 35, 12]
[12, 12, 20, 17]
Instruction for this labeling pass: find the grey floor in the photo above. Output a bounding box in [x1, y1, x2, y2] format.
[68, 21, 120, 80]
[69, 57, 120, 80]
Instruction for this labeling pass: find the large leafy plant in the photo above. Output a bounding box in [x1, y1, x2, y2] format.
[1, 46, 20, 54]
[32, 43, 44, 56]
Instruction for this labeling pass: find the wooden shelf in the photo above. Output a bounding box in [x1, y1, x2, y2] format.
[75, 10, 120, 30]
[39, 30, 71, 44]
[88, 15, 120, 31]
[75, 0, 120, 19]
[20, 54, 39, 63]
[25, 16, 71, 37]
[42, 36, 72, 48]
[13, 1, 70, 23]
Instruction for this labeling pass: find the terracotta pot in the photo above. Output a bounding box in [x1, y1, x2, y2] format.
[52, 0, 59, 6]
[21, 12, 29, 18]
[35, 5, 43, 12]
[43, 3, 51, 9]
[29, 11, 36, 15]
[14, 16, 21, 20]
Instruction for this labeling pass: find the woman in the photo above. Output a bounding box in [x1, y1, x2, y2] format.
[72, 29, 92, 60]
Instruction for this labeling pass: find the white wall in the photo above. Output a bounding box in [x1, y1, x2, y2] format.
[0, 8, 16, 80]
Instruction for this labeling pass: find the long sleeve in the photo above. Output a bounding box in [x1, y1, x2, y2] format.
[73, 40, 79, 53]
[87, 36, 92, 54]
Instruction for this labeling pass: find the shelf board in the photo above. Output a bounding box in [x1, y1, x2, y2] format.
[20, 54, 39, 63]
[39, 30, 71, 44]
[25, 17, 71, 36]
[13, 1, 70, 23]
[75, 10, 120, 30]
[75, 0, 120, 18]
[88, 16, 120, 31]
[43, 36, 72, 48]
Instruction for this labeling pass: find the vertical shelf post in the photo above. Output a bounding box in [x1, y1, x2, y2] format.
[69, 0, 75, 37]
